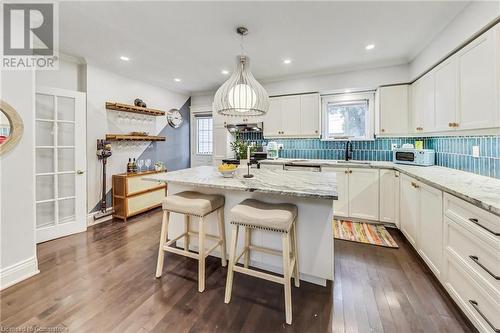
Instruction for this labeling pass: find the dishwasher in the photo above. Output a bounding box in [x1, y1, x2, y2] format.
[283, 163, 322, 172]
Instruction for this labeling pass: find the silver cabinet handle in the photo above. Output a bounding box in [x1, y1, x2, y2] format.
[468, 300, 500, 333]
[468, 218, 500, 236]
[77, 170, 85, 175]
[469, 255, 500, 280]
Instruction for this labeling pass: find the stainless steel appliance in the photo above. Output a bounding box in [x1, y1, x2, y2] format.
[225, 122, 263, 133]
[393, 148, 435, 166]
[283, 163, 321, 172]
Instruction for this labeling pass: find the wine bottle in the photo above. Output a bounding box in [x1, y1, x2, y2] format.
[132, 158, 137, 173]
[127, 158, 132, 173]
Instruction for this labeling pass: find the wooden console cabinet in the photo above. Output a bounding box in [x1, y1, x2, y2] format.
[112, 170, 167, 221]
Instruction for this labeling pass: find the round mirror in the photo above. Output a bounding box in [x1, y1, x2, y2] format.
[0, 100, 24, 155]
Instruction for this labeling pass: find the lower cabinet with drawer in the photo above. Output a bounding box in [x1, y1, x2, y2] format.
[443, 193, 500, 333]
[112, 171, 167, 222]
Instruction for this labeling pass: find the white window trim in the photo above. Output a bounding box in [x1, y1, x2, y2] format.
[194, 113, 213, 156]
[321, 91, 375, 141]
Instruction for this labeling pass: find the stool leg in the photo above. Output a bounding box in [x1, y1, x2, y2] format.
[292, 223, 300, 287]
[244, 227, 251, 268]
[155, 210, 170, 278]
[184, 215, 190, 251]
[224, 224, 239, 304]
[198, 216, 206, 292]
[282, 232, 292, 325]
[217, 208, 227, 267]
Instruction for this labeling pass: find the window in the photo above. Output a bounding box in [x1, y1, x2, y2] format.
[196, 115, 213, 155]
[321, 92, 374, 140]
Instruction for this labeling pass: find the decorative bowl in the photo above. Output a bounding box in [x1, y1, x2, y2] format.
[219, 169, 236, 178]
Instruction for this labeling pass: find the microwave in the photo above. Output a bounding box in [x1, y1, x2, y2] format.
[393, 148, 435, 166]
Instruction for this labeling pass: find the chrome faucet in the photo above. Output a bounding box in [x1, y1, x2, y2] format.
[344, 140, 352, 161]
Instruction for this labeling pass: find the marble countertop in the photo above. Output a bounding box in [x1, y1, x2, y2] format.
[260, 158, 500, 217]
[143, 166, 338, 200]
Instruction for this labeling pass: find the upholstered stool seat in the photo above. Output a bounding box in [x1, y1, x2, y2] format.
[162, 191, 225, 216]
[224, 199, 299, 325]
[156, 191, 227, 293]
[230, 199, 297, 232]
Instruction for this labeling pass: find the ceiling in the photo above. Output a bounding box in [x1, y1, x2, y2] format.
[59, 1, 469, 94]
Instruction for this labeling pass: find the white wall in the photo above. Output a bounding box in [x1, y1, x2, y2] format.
[86, 65, 190, 214]
[409, 1, 500, 80]
[36, 56, 86, 92]
[0, 70, 39, 290]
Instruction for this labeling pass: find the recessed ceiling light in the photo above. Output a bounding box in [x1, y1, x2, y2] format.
[283, 59, 292, 64]
[221, 70, 229, 75]
[120, 56, 130, 61]
[174, 78, 181, 82]
[365, 44, 375, 50]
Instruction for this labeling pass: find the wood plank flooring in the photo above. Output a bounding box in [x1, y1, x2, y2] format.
[0, 209, 473, 332]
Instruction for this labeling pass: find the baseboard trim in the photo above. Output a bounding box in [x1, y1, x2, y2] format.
[0, 256, 39, 290]
[87, 208, 114, 227]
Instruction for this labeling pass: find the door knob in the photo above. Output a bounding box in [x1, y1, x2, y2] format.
[77, 170, 85, 175]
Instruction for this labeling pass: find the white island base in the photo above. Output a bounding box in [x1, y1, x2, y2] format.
[167, 183, 334, 286]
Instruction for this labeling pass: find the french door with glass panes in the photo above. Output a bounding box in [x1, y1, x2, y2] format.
[35, 87, 86, 243]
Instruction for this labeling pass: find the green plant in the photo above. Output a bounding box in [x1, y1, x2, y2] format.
[230, 134, 255, 160]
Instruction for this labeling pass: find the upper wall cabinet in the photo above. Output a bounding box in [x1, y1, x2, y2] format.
[410, 23, 500, 134]
[457, 26, 499, 130]
[263, 93, 320, 138]
[376, 85, 409, 136]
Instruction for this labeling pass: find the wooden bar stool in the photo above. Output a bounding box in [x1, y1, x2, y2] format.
[155, 191, 227, 292]
[224, 199, 299, 325]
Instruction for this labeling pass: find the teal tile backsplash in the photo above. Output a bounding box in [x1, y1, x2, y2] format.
[240, 133, 500, 179]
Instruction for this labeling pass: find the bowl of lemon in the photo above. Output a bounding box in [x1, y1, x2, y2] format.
[218, 163, 238, 178]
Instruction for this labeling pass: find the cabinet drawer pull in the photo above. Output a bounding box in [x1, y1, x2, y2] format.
[469, 255, 500, 280]
[468, 218, 500, 236]
[349, 170, 353, 174]
[344, 171, 349, 174]
[468, 300, 500, 333]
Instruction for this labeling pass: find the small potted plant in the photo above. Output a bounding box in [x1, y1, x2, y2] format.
[154, 161, 165, 172]
[230, 133, 255, 161]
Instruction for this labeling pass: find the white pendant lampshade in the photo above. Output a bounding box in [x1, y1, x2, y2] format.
[213, 28, 269, 117]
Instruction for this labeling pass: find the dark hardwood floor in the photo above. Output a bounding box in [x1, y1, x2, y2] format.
[0, 209, 473, 333]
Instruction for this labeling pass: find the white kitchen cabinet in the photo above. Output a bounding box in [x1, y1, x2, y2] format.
[417, 182, 444, 279]
[348, 168, 380, 221]
[263, 93, 320, 138]
[300, 93, 320, 137]
[411, 72, 436, 134]
[323, 167, 378, 221]
[376, 85, 409, 135]
[400, 174, 419, 247]
[458, 26, 499, 130]
[434, 56, 459, 132]
[328, 167, 349, 217]
[281, 95, 301, 136]
[263, 98, 282, 137]
[379, 169, 400, 226]
[212, 124, 231, 164]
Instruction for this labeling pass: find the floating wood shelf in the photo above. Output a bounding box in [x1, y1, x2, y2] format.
[105, 102, 166, 116]
[106, 134, 166, 141]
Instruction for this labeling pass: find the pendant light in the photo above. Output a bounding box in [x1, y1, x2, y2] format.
[213, 27, 269, 117]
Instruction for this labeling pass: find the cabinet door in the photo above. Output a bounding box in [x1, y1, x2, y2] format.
[324, 167, 349, 218]
[213, 125, 229, 160]
[458, 29, 498, 130]
[348, 168, 379, 221]
[434, 57, 459, 132]
[420, 72, 436, 133]
[263, 98, 282, 137]
[300, 93, 320, 137]
[281, 95, 301, 136]
[400, 174, 419, 247]
[410, 81, 423, 134]
[417, 182, 443, 279]
[379, 169, 397, 224]
[378, 85, 409, 135]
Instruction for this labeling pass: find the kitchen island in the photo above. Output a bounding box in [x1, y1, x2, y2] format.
[144, 166, 337, 285]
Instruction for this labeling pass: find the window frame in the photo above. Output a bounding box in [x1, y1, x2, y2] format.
[321, 91, 375, 141]
[195, 114, 213, 156]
